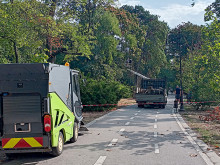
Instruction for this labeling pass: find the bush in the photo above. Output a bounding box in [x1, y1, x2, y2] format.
[80, 78, 132, 111]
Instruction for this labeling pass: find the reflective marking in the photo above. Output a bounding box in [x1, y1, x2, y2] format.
[125, 122, 130, 125]
[130, 117, 134, 120]
[119, 128, 125, 133]
[154, 132, 157, 137]
[154, 124, 157, 129]
[94, 156, 107, 165]
[3, 138, 21, 148]
[108, 139, 118, 147]
[155, 144, 159, 154]
[23, 137, 42, 147]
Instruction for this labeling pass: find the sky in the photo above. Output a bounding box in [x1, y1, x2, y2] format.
[117, 0, 214, 28]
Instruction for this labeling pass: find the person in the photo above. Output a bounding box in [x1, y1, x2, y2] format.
[175, 85, 181, 103]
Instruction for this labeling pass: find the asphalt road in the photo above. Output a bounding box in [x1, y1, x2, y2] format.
[2, 95, 219, 165]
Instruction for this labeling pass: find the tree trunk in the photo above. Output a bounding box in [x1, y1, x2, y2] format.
[13, 41, 19, 63]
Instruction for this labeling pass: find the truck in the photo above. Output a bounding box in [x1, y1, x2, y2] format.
[0, 63, 83, 156]
[135, 79, 167, 108]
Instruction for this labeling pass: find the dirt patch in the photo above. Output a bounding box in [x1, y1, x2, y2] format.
[181, 104, 220, 156]
[82, 98, 136, 124]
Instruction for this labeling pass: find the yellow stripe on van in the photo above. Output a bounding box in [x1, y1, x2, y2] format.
[3, 138, 21, 148]
[23, 137, 42, 147]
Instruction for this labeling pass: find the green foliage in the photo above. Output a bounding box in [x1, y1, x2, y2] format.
[166, 14, 220, 103]
[80, 78, 132, 111]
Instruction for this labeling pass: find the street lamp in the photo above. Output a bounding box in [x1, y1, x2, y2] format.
[177, 28, 184, 111]
[179, 53, 184, 111]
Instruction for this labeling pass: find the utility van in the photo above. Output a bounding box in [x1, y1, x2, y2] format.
[0, 63, 83, 156]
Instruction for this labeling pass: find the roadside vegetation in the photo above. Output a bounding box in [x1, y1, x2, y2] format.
[0, 0, 219, 110]
[182, 104, 220, 155]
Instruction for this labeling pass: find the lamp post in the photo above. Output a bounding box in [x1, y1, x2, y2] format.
[178, 28, 184, 111]
[179, 53, 184, 111]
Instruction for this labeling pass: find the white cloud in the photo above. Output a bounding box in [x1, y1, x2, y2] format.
[118, 0, 213, 28]
[146, 1, 213, 28]
[117, 0, 141, 7]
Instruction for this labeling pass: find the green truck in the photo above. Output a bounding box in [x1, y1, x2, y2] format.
[0, 63, 83, 156]
[135, 79, 167, 108]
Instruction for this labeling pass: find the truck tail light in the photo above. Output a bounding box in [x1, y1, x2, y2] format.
[44, 115, 51, 133]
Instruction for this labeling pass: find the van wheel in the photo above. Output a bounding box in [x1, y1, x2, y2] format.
[70, 122, 78, 143]
[52, 132, 64, 156]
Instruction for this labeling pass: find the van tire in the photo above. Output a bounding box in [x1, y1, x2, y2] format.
[52, 132, 64, 156]
[70, 122, 78, 143]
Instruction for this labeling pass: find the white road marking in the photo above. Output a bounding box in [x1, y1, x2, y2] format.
[174, 114, 214, 165]
[155, 144, 159, 154]
[155, 119, 157, 122]
[134, 113, 138, 115]
[94, 156, 107, 165]
[130, 117, 134, 120]
[154, 124, 157, 129]
[125, 122, 130, 126]
[108, 138, 118, 147]
[154, 132, 157, 137]
[119, 128, 125, 133]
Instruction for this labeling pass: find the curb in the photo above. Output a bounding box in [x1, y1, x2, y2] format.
[176, 113, 220, 165]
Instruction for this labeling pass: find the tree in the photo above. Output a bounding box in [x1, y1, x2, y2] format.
[0, 0, 51, 63]
[205, 0, 220, 21]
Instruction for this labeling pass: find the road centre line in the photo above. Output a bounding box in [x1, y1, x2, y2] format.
[154, 132, 157, 137]
[155, 144, 159, 154]
[94, 156, 107, 165]
[108, 139, 118, 147]
[154, 124, 157, 129]
[125, 122, 130, 126]
[130, 117, 134, 120]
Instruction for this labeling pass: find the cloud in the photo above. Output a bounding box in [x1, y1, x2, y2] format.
[117, 0, 213, 28]
[146, 1, 213, 28]
[117, 0, 141, 7]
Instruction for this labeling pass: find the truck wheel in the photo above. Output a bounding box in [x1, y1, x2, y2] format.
[138, 104, 143, 108]
[70, 122, 78, 143]
[52, 132, 64, 156]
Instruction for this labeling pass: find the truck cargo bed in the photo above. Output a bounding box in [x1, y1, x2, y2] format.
[135, 93, 166, 103]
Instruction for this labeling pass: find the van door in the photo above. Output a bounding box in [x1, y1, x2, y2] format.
[2, 93, 43, 137]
